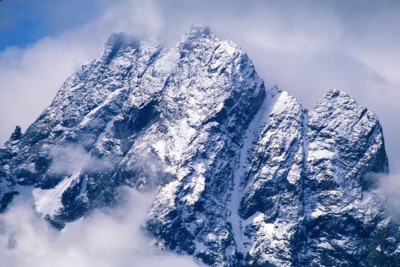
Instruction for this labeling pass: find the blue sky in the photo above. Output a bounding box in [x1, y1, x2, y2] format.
[0, 0, 105, 51]
[0, 0, 399, 168]
[0, 1, 399, 265]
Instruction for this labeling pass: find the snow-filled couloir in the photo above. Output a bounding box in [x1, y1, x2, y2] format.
[0, 26, 398, 266]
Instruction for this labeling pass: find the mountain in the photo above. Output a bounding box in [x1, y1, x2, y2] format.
[0, 25, 398, 266]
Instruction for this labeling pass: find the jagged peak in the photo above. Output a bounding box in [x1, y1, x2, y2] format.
[104, 32, 140, 49]
[174, 25, 255, 75]
[177, 25, 217, 49]
[101, 32, 142, 63]
[184, 24, 213, 40]
[318, 88, 360, 105]
[9, 126, 22, 142]
[0, 24, 393, 267]
[310, 88, 382, 138]
[269, 85, 281, 97]
[314, 88, 360, 111]
[268, 86, 302, 109]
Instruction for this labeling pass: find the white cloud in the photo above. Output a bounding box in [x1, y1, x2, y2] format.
[0, 36, 96, 145]
[0, 188, 201, 267]
[365, 162, 400, 216]
[49, 144, 113, 175]
[0, 0, 163, 145]
[0, 1, 399, 265]
[378, 173, 400, 213]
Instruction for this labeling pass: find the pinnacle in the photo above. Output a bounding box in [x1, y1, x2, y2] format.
[181, 25, 214, 42]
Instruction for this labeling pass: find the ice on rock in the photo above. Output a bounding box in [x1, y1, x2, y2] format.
[0, 26, 397, 266]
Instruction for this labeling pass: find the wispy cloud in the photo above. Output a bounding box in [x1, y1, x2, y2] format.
[0, 1, 399, 265]
[365, 161, 400, 215]
[49, 144, 113, 175]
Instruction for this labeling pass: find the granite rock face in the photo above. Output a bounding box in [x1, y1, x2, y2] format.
[0, 26, 398, 266]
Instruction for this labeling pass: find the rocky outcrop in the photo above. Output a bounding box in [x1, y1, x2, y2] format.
[0, 26, 397, 266]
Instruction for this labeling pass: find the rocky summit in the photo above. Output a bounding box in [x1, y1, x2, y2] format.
[0, 25, 398, 266]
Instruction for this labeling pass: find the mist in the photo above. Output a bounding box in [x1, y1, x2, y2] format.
[0, 188, 201, 267]
[365, 162, 400, 216]
[0, 0, 399, 265]
[49, 145, 114, 175]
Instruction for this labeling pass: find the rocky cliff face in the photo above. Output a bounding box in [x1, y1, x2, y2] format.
[0, 26, 398, 266]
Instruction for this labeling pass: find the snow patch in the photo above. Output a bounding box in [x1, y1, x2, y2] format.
[308, 149, 335, 161]
[32, 172, 80, 217]
[228, 88, 275, 254]
[79, 87, 127, 126]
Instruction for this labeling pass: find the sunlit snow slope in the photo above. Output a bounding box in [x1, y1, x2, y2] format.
[0, 26, 398, 266]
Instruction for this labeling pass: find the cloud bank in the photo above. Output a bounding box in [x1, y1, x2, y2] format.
[0, 188, 201, 267]
[0, 1, 399, 264]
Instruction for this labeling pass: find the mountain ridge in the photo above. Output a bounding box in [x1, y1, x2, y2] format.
[0, 25, 398, 266]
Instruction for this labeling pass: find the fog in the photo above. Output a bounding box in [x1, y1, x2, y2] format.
[0, 188, 201, 267]
[0, 0, 399, 264]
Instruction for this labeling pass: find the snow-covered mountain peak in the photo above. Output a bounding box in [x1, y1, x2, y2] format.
[315, 88, 359, 110]
[182, 24, 213, 40]
[0, 26, 397, 266]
